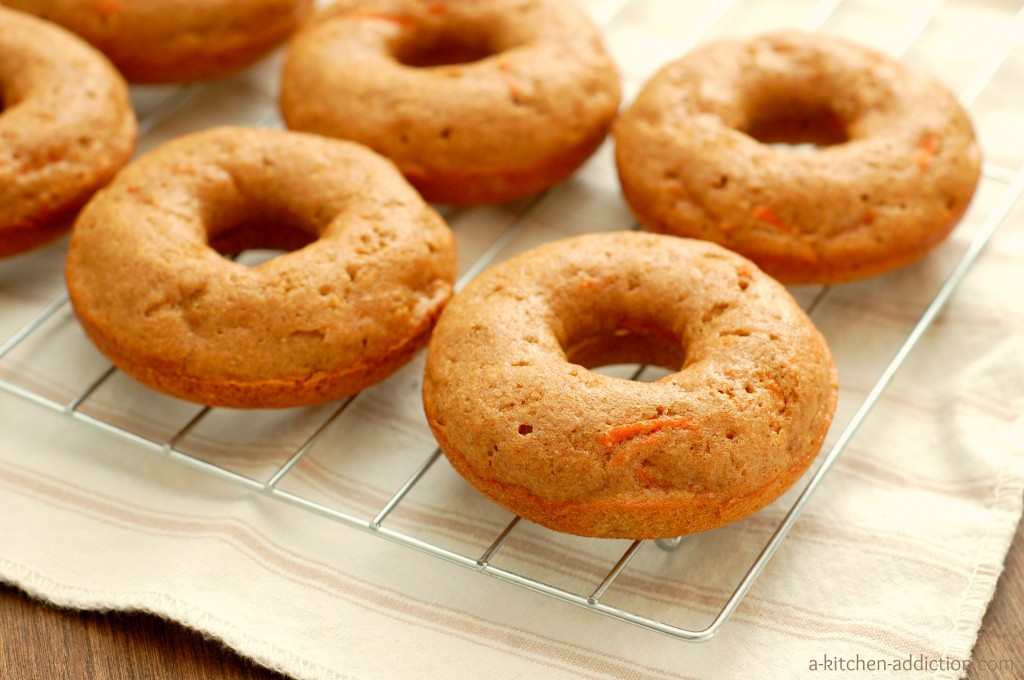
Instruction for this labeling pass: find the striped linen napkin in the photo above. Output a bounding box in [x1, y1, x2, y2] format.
[2, 1, 1023, 678]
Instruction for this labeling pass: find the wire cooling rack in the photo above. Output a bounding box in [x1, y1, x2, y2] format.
[1, 0, 1023, 644]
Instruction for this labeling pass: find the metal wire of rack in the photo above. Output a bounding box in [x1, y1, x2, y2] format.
[1, 0, 1022, 644]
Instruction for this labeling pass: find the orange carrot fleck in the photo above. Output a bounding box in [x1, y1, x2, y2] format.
[425, 2, 448, 15]
[347, 10, 413, 27]
[498, 68, 525, 102]
[752, 205, 790, 233]
[602, 417, 697, 450]
[637, 465, 663, 488]
[764, 382, 785, 402]
[640, 111, 661, 125]
[505, 76, 525, 101]
[861, 208, 876, 226]
[665, 179, 687, 198]
[94, 0, 120, 15]
[917, 132, 938, 172]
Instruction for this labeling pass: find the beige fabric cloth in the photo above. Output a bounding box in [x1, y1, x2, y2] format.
[2, 1, 1024, 678]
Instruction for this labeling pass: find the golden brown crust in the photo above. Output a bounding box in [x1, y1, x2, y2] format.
[4, 0, 313, 83]
[66, 127, 458, 409]
[614, 31, 982, 284]
[423, 231, 838, 539]
[280, 0, 621, 205]
[0, 6, 136, 257]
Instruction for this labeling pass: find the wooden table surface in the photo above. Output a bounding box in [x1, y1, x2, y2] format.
[0, 513, 1021, 679]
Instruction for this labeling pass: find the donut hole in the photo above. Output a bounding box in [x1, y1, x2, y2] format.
[206, 212, 319, 266]
[562, 320, 685, 378]
[392, 22, 504, 67]
[743, 100, 849, 149]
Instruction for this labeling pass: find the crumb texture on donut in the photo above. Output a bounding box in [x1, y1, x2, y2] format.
[0, 6, 136, 257]
[66, 127, 457, 408]
[614, 31, 981, 284]
[281, 0, 621, 204]
[423, 231, 838, 539]
[4, 0, 313, 83]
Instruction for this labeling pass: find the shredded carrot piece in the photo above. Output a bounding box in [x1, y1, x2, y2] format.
[602, 417, 696, 450]
[637, 465, 663, 488]
[917, 132, 938, 172]
[347, 10, 413, 26]
[497, 63, 526, 102]
[425, 1, 448, 15]
[94, 0, 120, 15]
[752, 205, 790, 233]
[764, 381, 786, 404]
[603, 418, 697, 470]
[640, 111, 660, 125]
[861, 208, 876, 226]
[503, 74, 525, 102]
[665, 179, 687, 198]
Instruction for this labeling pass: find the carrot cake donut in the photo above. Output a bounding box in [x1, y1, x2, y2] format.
[5, 0, 313, 83]
[0, 6, 135, 257]
[66, 127, 457, 408]
[423, 231, 838, 539]
[281, 0, 621, 205]
[615, 31, 981, 284]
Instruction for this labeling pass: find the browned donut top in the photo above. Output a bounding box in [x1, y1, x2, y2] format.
[615, 31, 981, 284]
[66, 127, 457, 406]
[423, 231, 837, 538]
[281, 0, 621, 204]
[5, 0, 313, 82]
[0, 6, 135, 256]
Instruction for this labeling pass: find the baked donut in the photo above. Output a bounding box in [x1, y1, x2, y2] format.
[280, 0, 621, 205]
[0, 6, 135, 258]
[423, 231, 838, 539]
[615, 31, 981, 284]
[66, 127, 457, 409]
[4, 0, 313, 83]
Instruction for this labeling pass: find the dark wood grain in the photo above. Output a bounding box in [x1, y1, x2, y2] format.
[0, 516, 1020, 679]
[968, 511, 1024, 680]
[0, 584, 288, 680]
